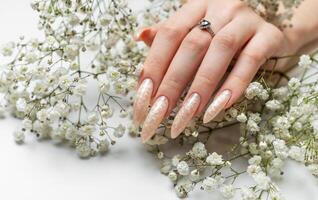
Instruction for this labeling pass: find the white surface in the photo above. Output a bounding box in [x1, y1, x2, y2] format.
[0, 1, 317, 200]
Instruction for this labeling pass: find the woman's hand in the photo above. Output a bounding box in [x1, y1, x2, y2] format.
[133, 0, 298, 142]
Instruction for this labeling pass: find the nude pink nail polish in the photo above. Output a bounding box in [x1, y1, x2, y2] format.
[203, 90, 232, 124]
[171, 93, 201, 139]
[133, 79, 153, 126]
[141, 96, 169, 143]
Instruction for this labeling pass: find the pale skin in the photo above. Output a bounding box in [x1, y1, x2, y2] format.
[133, 0, 318, 142]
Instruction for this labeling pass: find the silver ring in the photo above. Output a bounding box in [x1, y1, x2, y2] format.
[198, 19, 215, 37]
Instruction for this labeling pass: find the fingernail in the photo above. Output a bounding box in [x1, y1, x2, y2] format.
[171, 93, 201, 139]
[133, 27, 150, 41]
[141, 96, 169, 143]
[203, 90, 232, 124]
[133, 79, 153, 126]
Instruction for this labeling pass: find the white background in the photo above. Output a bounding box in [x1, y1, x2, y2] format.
[0, 1, 317, 200]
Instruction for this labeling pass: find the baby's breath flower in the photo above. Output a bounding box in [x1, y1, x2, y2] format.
[16, 98, 27, 112]
[172, 155, 182, 167]
[177, 161, 190, 176]
[1, 42, 15, 56]
[288, 77, 301, 90]
[246, 119, 260, 133]
[220, 184, 235, 199]
[157, 151, 164, 159]
[273, 139, 289, 159]
[248, 155, 262, 165]
[175, 179, 193, 198]
[241, 187, 258, 200]
[13, 130, 25, 144]
[114, 124, 125, 138]
[288, 146, 305, 162]
[201, 176, 223, 192]
[191, 142, 207, 158]
[160, 160, 172, 174]
[206, 152, 224, 166]
[168, 171, 178, 182]
[98, 140, 110, 153]
[237, 113, 247, 123]
[253, 172, 271, 190]
[266, 100, 282, 111]
[299, 54, 312, 68]
[99, 80, 111, 94]
[76, 143, 91, 158]
[247, 164, 262, 175]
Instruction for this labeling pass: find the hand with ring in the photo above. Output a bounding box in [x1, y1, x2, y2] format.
[133, 0, 318, 142]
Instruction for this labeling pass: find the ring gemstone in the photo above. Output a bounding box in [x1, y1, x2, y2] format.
[199, 19, 211, 30]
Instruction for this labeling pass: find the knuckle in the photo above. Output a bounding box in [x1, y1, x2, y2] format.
[197, 74, 215, 88]
[164, 78, 182, 91]
[145, 56, 165, 73]
[230, 73, 250, 87]
[214, 32, 237, 50]
[241, 50, 265, 66]
[160, 23, 183, 40]
[182, 33, 210, 51]
[262, 23, 285, 49]
[264, 23, 284, 40]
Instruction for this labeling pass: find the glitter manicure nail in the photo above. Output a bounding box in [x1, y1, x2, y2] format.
[171, 93, 201, 138]
[133, 79, 153, 126]
[141, 96, 169, 143]
[203, 90, 232, 124]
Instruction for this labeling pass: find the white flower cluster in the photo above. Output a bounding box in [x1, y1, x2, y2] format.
[1, 0, 147, 158]
[245, 82, 269, 100]
[154, 54, 318, 199]
[159, 142, 237, 198]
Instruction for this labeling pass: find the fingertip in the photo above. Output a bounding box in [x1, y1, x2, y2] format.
[141, 134, 151, 143]
[133, 27, 157, 46]
[202, 113, 211, 124]
[170, 126, 181, 139]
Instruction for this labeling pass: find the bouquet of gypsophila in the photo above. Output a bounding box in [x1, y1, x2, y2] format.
[0, 0, 149, 157]
[0, 0, 317, 199]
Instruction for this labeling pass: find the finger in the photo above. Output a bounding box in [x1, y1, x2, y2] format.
[155, 17, 232, 138]
[148, 1, 242, 140]
[134, 23, 162, 46]
[171, 16, 258, 137]
[153, 28, 211, 107]
[133, 0, 206, 126]
[134, 27, 157, 46]
[140, 28, 213, 143]
[154, 17, 229, 113]
[203, 24, 284, 123]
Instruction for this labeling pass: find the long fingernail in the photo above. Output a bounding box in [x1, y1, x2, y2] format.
[203, 90, 232, 124]
[141, 96, 169, 143]
[171, 93, 201, 139]
[133, 79, 153, 126]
